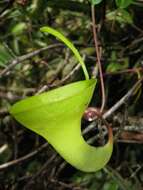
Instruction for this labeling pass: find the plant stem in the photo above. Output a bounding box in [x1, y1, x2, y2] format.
[91, 5, 105, 113]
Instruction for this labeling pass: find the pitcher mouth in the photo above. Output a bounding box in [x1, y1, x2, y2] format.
[10, 79, 96, 115]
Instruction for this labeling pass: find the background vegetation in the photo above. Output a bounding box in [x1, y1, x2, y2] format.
[0, 0, 143, 189]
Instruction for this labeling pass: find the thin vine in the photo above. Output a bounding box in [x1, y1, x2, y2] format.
[91, 5, 105, 113]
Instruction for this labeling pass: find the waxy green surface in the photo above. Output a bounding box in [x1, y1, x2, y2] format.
[10, 79, 113, 172]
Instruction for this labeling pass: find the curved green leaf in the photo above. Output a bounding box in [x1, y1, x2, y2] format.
[10, 79, 113, 172]
[40, 26, 89, 80]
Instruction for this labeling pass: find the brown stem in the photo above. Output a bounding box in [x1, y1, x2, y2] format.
[104, 67, 143, 76]
[91, 5, 105, 113]
[0, 43, 63, 77]
[0, 143, 49, 171]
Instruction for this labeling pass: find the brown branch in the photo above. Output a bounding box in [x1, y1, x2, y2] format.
[0, 43, 63, 77]
[0, 108, 9, 117]
[48, 178, 85, 190]
[83, 77, 143, 139]
[23, 153, 57, 189]
[47, 0, 90, 13]
[0, 143, 48, 171]
[104, 67, 143, 76]
[103, 77, 143, 119]
[0, 0, 15, 15]
[91, 5, 105, 113]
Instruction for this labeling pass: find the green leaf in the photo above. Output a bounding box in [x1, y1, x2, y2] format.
[120, 9, 133, 24]
[115, 0, 134, 8]
[11, 22, 27, 35]
[103, 181, 119, 190]
[40, 26, 89, 80]
[0, 44, 13, 67]
[90, 0, 103, 5]
[107, 51, 129, 72]
[106, 9, 133, 24]
[10, 79, 113, 172]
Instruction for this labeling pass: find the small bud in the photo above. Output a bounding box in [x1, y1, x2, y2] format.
[83, 107, 101, 121]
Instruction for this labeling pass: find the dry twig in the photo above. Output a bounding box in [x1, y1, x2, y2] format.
[0, 44, 63, 77]
[0, 143, 48, 171]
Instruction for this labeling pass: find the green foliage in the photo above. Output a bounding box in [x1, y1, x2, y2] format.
[90, 0, 103, 5]
[106, 51, 129, 72]
[106, 9, 133, 24]
[71, 170, 120, 190]
[115, 0, 134, 8]
[0, 44, 14, 67]
[11, 22, 27, 36]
